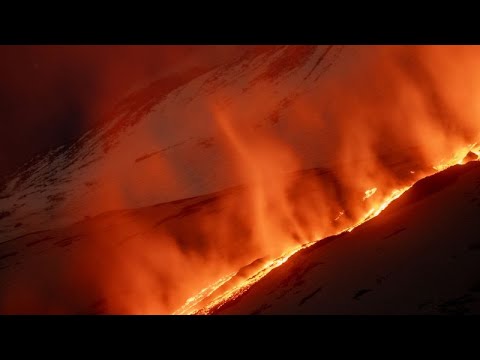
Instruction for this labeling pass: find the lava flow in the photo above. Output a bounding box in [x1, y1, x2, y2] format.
[174, 145, 479, 315]
[3, 46, 480, 315]
[174, 187, 410, 315]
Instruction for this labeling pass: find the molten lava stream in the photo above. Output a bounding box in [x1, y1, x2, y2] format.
[172, 144, 480, 315]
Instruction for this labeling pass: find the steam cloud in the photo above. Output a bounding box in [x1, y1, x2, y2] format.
[1, 45, 480, 314]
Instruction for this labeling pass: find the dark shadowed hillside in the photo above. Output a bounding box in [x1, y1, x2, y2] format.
[213, 160, 480, 314]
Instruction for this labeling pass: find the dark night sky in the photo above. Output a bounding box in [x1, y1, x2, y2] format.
[0, 45, 248, 179]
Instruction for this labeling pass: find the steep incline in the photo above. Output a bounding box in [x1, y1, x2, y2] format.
[0, 46, 343, 241]
[213, 161, 480, 314]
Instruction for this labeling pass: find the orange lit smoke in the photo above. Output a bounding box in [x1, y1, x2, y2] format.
[2, 45, 480, 314]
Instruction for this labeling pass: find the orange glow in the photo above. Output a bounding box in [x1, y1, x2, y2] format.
[363, 187, 377, 201]
[433, 143, 479, 171]
[174, 148, 479, 314]
[173, 184, 412, 314]
[3, 46, 480, 315]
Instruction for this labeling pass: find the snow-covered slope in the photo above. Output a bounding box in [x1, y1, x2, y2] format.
[1, 45, 480, 314]
[1, 157, 478, 314]
[0, 45, 344, 241]
[213, 160, 480, 315]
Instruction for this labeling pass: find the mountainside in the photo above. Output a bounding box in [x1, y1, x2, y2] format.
[0, 45, 344, 241]
[213, 160, 480, 315]
[1, 45, 480, 314]
[1, 157, 478, 314]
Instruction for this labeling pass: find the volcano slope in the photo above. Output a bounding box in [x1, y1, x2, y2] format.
[211, 160, 480, 315]
[0, 159, 479, 314]
[2, 45, 480, 314]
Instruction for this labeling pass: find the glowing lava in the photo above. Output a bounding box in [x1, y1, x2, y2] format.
[363, 187, 377, 201]
[334, 211, 345, 221]
[351, 186, 411, 231]
[174, 183, 412, 314]
[433, 143, 479, 171]
[173, 145, 480, 315]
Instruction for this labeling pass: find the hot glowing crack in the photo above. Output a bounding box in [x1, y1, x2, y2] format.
[173, 145, 479, 315]
[363, 187, 377, 201]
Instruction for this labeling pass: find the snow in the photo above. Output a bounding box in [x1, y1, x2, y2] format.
[1, 45, 479, 314]
[0, 45, 347, 242]
[214, 161, 480, 314]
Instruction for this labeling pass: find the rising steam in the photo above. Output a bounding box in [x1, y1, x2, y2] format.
[1, 45, 480, 314]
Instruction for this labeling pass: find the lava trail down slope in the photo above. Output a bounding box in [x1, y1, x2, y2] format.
[1, 45, 480, 314]
[211, 160, 480, 315]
